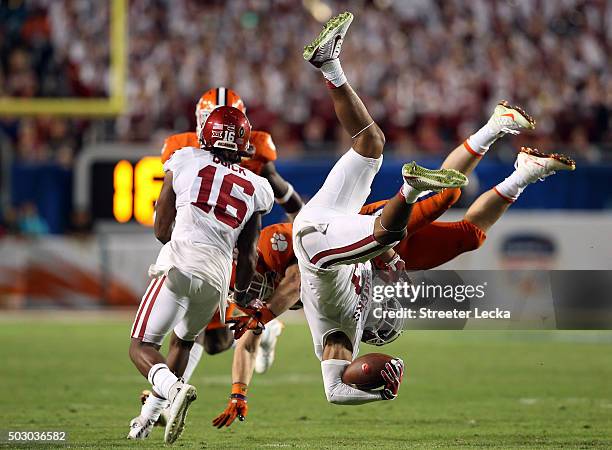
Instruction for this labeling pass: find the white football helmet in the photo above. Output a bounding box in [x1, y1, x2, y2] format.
[361, 296, 406, 346]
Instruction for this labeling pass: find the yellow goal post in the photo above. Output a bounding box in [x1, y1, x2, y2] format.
[0, 0, 127, 117]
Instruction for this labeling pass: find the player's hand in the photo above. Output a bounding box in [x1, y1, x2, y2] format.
[381, 358, 404, 400]
[385, 253, 406, 272]
[212, 393, 248, 428]
[227, 299, 272, 340]
[377, 252, 406, 283]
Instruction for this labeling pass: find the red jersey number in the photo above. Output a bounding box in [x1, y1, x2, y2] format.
[192, 165, 254, 229]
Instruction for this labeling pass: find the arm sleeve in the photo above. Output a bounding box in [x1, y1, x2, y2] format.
[321, 360, 382, 405]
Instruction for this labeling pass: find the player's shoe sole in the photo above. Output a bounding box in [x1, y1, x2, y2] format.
[519, 146, 576, 170]
[303, 11, 353, 66]
[164, 384, 197, 444]
[517, 146, 576, 182]
[402, 162, 468, 191]
[494, 100, 536, 130]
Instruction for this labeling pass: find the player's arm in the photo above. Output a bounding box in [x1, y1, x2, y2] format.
[320, 333, 404, 405]
[213, 262, 301, 428]
[232, 263, 301, 382]
[154, 171, 176, 244]
[320, 333, 386, 405]
[259, 162, 303, 221]
[234, 212, 263, 306]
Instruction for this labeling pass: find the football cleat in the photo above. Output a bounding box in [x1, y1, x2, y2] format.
[402, 162, 468, 192]
[515, 147, 576, 183]
[140, 389, 168, 427]
[164, 381, 197, 444]
[255, 319, 284, 374]
[303, 11, 353, 67]
[127, 415, 155, 440]
[487, 100, 536, 136]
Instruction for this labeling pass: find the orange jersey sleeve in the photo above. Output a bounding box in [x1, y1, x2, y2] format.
[359, 188, 462, 235]
[359, 200, 389, 216]
[160, 132, 199, 164]
[257, 222, 295, 276]
[240, 130, 278, 175]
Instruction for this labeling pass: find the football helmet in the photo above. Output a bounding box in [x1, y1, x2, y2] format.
[361, 295, 405, 346]
[200, 106, 252, 162]
[196, 87, 246, 138]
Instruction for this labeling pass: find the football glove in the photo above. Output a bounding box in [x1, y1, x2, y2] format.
[227, 299, 276, 340]
[384, 252, 406, 272]
[212, 383, 248, 428]
[380, 358, 404, 400]
[376, 252, 406, 284]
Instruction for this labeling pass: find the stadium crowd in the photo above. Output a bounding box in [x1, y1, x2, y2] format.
[0, 0, 610, 233]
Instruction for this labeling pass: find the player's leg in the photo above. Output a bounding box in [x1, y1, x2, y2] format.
[466, 147, 575, 231]
[255, 318, 284, 374]
[203, 326, 234, 355]
[127, 274, 189, 440]
[162, 276, 220, 444]
[304, 12, 384, 160]
[396, 220, 486, 270]
[395, 147, 576, 269]
[327, 83, 385, 159]
[442, 101, 536, 175]
[374, 162, 469, 245]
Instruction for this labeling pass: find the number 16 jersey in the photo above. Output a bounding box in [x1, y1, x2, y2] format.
[150, 147, 274, 297]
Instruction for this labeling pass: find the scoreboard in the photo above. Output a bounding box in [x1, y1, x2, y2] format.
[75, 146, 164, 226]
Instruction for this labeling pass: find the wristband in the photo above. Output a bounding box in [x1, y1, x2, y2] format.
[275, 183, 294, 205]
[231, 382, 248, 399]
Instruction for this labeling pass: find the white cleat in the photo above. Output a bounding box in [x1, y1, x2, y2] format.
[487, 100, 536, 136]
[164, 381, 197, 444]
[127, 415, 155, 440]
[255, 319, 284, 374]
[303, 11, 353, 67]
[515, 147, 576, 183]
[140, 389, 169, 427]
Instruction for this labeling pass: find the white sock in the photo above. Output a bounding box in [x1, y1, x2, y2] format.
[465, 122, 499, 156]
[494, 169, 530, 202]
[320, 59, 346, 88]
[141, 393, 168, 421]
[148, 363, 179, 400]
[182, 342, 204, 383]
[400, 183, 421, 204]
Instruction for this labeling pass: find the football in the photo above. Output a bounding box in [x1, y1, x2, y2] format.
[341, 353, 394, 390]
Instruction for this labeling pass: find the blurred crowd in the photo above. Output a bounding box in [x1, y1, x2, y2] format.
[0, 0, 611, 233]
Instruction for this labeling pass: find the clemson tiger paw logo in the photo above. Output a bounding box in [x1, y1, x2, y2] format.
[270, 233, 288, 252]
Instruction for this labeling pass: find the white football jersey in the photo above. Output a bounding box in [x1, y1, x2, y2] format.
[163, 147, 274, 260]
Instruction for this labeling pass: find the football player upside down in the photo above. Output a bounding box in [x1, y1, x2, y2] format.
[211, 11, 575, 424]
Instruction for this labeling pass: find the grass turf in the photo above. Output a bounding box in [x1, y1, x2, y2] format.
[1, 319, 612, 449]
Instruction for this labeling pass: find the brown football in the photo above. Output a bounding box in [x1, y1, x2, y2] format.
[341, 353, 394, 390]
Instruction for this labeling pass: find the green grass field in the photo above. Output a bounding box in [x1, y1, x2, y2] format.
[2, 318, 612, 449]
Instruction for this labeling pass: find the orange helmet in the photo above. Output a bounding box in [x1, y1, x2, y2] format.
[195, 87, 246, 138]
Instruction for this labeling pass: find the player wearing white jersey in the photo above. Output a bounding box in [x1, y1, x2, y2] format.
[127, 106, 274, 444]
[293, 13, 467, 405]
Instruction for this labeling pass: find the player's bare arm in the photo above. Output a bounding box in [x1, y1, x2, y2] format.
[154, 171, 176, 244]
[259, 162, 303, 221]
[213, 262, 300, 427]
